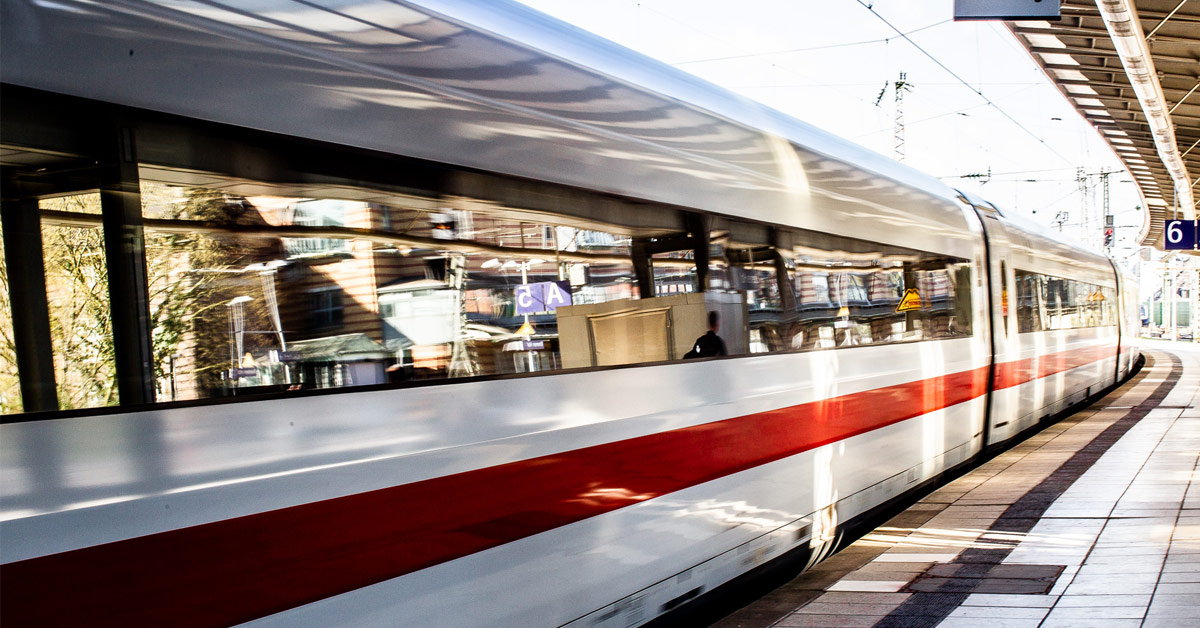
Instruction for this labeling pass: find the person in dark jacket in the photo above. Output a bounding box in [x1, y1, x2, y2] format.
[684, 310, 727, 358]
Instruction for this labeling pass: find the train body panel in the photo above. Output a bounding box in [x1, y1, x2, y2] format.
[0, 1, 1140, 627]
[3, 339, 989, 626]
[1, 338, 984, 560]
[996, 330, 1119, 441]
[245, 397, 986, 628]
[1114, 267, 1141, 379]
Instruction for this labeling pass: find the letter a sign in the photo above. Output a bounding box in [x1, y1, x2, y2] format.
[897, 289, 922, 312]
[515, 280, 574, 315]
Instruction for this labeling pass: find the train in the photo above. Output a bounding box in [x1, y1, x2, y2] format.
[0, 1, 1139, 626]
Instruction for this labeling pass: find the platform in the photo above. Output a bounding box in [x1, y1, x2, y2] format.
[713, 341, 1200, 628]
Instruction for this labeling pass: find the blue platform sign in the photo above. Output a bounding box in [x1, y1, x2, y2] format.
[515, 281, 573, 315]
[1164, 220, 1198, 250]
[954, 0, 1060, 20]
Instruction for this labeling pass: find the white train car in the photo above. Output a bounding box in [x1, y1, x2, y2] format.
[0, 1, 1137, 627]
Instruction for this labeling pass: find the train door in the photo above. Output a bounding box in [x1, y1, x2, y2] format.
[1009, 232, 1058, 424]
[1112, 265, 1137, 381]
[965, 202, 1022, 447]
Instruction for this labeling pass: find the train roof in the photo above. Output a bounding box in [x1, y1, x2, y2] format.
[4, 0, 1012, 257]
[958, 190, 1114, 281]
[412, 0, 965, 200]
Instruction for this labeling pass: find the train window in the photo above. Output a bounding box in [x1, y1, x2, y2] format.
[1012, 269, 1116, 332]
[0, 225, 18, 413]
[136, 177, 650, 400]
[739, 255, 783, 354]
[126, 165, 976, 403]
[1000, 261, 1010, 336]
[1015, 270, 1044, 333]
[783, 235, 972, 350]
[36, 195, 120, 410]
[1101, 287, 1117, 325]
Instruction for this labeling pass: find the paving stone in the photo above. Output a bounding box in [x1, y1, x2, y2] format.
[961, 593, 1059, 607]
[1070, 571, 1159, 585]
[971, 578, 1056, 594]
[871, 616, 951, 628]
[1062, 580, 1156, 595]
[1076, 561, 1164, 574]
[838, 569, 923, 581]
[773, 614, 883, 627]
[986, 564, 1064, 580]
[1150, 593, 1200, 606]
[924, 563, 994, 578]
[792, 602, 899, 615]
[1054, 594, 1151, 606]
[813, 592, 911, 605]
[708, 609, 789, 628]
[873, 553, 958, 563]
[1040, 619, 1143, 628]
[935, 618, 1042, 628]
[1146, 605, 1200, 619]
[1045, 606, 1148, 620]
[1153, 581, 1200, 595]
[946, 605, 1048, 619]
[903, 578, 977, 593]
[1142, 618, 1200, 628]
[1158, 570, 1200, 583]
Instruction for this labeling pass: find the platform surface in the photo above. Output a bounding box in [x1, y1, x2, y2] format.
[713, 340, 1200, 628]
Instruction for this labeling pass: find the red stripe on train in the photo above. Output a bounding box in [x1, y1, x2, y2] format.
[0, 344, 1110, 627]
[992, 343, 1115, 390]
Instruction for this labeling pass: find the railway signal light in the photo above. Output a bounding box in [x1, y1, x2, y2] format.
[1104, 226, 1114, 247]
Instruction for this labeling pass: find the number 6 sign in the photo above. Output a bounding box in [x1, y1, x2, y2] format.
[1164, 220, 1198, 250]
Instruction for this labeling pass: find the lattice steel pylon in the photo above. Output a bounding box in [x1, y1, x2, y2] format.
[876, 72, 914, 162]
[893, 72, 912, 161]
[447, 254, 478, 378]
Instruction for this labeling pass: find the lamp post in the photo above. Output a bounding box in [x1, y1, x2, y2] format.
[168, 353, 180, 401]
[226, 295, 253, 375]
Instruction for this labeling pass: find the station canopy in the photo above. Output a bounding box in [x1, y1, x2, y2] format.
[1006, 0, 1199, 252]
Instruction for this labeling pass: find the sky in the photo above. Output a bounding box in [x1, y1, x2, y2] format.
[515, 0, 1145, 261]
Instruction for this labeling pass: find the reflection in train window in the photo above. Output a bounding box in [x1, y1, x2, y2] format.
[137, 178, 644, 400]
[1014, 269, 1116, 332]
[1015, 269, 1043, 333]
[784, 238, 972, 351]
[0, 223, 16, 413]
[39, 195, 119, 410]
[12, 170, 976, 411]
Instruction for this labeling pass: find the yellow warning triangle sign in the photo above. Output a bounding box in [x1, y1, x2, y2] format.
[896, 289, 921, 312]
[515, 321, 535, 336]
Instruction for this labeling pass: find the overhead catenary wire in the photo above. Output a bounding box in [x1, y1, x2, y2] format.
[938, 166, 1083, 178]
[673, 19, 951, 65]
[852, 0, 1076, 167]
[851, 83, 1044, 140]
[624, 0, 881, 109]
[940, 167, 1129, 180]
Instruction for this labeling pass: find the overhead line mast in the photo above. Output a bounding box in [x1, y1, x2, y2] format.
[874, 71, 914, 162]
